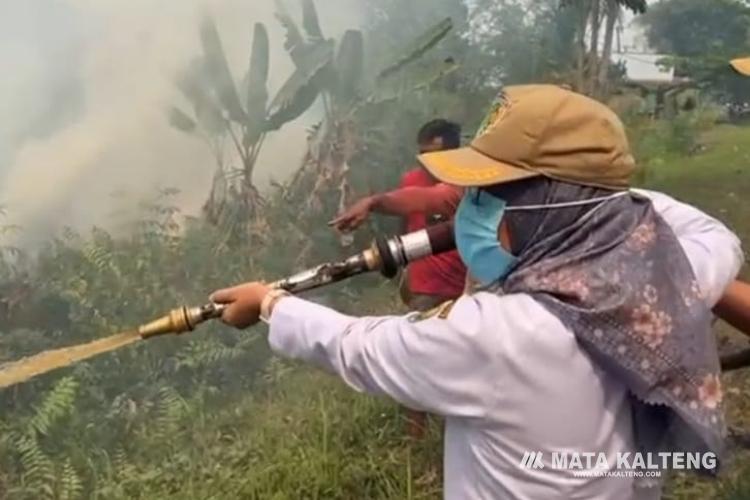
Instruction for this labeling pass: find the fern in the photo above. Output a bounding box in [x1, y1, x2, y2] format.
[113, 446, 137, 482]
[27, 376, 78, 438]
[150, 386, 187, 444]
[14, 434, 55, 499]
[175, 339, 252, 370]
[261, 357, 295, 385]
[82, 239, 120, 280]
[57, 458, 83, 500]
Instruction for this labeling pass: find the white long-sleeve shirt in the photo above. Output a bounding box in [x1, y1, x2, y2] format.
[268, 190, 743, 500]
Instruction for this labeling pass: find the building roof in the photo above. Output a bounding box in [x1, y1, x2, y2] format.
[611, 52, 676, 84]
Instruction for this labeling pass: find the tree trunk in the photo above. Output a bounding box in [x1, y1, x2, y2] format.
[202, 166, 227, 225]
[587, 0, 602, 95]
[575, 0, 592, 93]
[285, 116, 361, 262]
[596, 0, 619, 100]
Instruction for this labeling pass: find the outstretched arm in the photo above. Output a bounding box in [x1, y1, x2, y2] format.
[716, 280, 750, 372]
[329, 185, 463, 232]
[212, 282, 497, 417]
[715, 280, 750, 338]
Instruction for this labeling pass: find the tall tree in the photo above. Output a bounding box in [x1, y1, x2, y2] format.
[563, 0, 647, 98]
[639, 0, 750, 104]
[466, 0, 580, 86]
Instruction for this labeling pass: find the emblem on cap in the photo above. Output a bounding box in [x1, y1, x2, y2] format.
[474, 90, 510, 139]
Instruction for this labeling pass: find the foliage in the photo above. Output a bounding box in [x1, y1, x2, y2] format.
[4, 377, 80, 500]
[169, 15, 297, 243]
[468, 0, 580, 86]
[626, 104, 721, 178]
[639, 0, 750, 104]
[0, 188, 286, 498]
[640, 0, 750, 58]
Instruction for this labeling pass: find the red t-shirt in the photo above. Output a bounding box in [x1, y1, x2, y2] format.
[399, 168, 466, 298]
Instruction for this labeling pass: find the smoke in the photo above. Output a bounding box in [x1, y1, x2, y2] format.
[0, 0, 363, 244]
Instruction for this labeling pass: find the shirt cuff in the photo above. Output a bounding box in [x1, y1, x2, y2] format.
[260, 289, 291, 323]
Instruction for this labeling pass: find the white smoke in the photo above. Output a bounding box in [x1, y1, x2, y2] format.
[0, 0, 363, 244]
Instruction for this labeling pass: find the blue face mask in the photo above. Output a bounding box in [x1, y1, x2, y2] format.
[454, 188, 518, 286]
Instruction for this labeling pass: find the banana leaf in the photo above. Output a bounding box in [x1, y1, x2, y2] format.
[200, 15, 246, 123]
[175, 57, 227, 135]
[411, 57, 460, 91]
[377, 17, 453, 80]
[195, 95, 228, 136]
[366, 58, 460, 106]
[266, 78, 320, 131]
[334, 30, 364, 105]
[245, 23, 270, 146]
[267, 40, 333, 116]
[275, 0, 307, 65]
[301, 0, 324, 42]
[167, 106, 197, 133]
[175, 57, 208, 105]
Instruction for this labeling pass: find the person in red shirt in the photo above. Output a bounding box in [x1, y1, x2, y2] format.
[330, 120, 467, 439]
[331, 119, 467, 310]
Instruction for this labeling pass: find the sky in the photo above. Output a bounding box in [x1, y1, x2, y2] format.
[0, 0, 363, 244]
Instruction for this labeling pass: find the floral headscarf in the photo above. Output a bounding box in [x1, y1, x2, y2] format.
[488, 177, 725, 468]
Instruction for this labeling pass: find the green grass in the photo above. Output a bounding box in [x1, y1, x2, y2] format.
[91, 365, 444, 500]
[644, 123, 750, 253]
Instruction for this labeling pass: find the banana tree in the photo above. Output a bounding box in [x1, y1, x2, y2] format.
[271, 0, 456, 262]
[168, 15, 321, 245]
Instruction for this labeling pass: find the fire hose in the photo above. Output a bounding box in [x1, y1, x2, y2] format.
[5, 220, 750, 392]
[134, 222, 750, 374]
[136, 222, 457, 339]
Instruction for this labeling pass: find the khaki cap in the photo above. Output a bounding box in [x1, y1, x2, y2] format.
[418, 84, 635, 190]
[731, 58, 750, 76]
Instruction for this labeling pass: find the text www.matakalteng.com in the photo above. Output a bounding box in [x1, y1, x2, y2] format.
[572, 470, 662, 478]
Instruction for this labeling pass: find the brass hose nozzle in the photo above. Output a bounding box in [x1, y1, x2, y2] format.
[138, 303, 226, 339]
